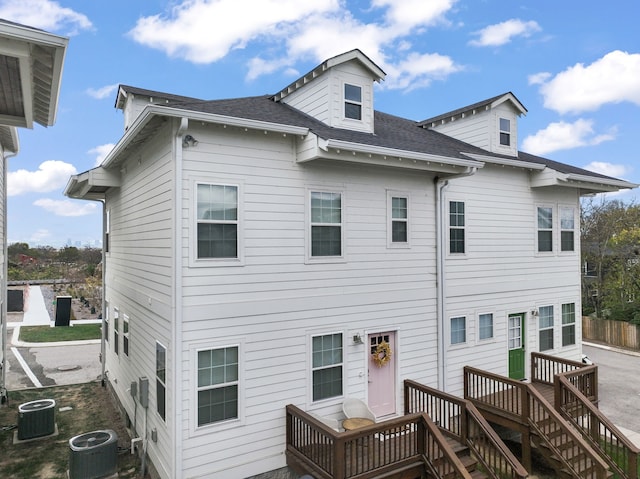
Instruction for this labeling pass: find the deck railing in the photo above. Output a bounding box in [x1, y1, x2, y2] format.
[405, 379, 528, 479]
[531, 352, 598, 402]
[464, 365, 610, 479]
[286, 404, 473, 479]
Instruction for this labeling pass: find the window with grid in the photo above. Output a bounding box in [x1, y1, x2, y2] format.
[312, 333, 343, 401]
[344, 83, 362, 120]
[391, 196, 408, 243]
[562, 303, 576, 346]
[156, 342, 166, 420]
[449, 201, 465, 254]
[197, 184, 238, 259]
[197, 346, 239, 426]
[104, 303, 109, 344]
[113, 308, 119, 355]
[450, 316, 466, 345]
[537, 207, 553, 252]
[479, 313, 494, 340]
[499, 118, 511, 146]
[560, 207, 575, 252]
[123, 315, 130, 356]
[539, 305, 554, 351]
[311, 191, 342, 257]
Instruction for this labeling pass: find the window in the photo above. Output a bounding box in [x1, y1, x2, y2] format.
[312, 333, 343, 401]
[113, 308, 119, 355]
[156, 342, 166, 420]
[197, 184, 238, 259]
[123, 315, 130, 356]
[310, 191, 342, 257]
[197, 346, 239, 426]
[105, 210, 110, 253]
[562, 303, 576, 346]
[449, 201, 465, 254]
[391, 196, 408, 243]
[344, 83, 362, 120]
[450, 316, 466, 345]
[479, 313, 494, 340]
[537, 207, 553, 252]
[104, 303, 109, 343]
[499, 118, 511, 146]
[560, 207, 575, 252]
[538, 305, 554, 351]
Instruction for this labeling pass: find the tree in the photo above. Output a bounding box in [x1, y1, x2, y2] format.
[581, 197, 640, 320]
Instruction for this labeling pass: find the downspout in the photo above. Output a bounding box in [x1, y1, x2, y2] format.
[172, 117, 188, 479]
[0, 150, 17, 404]
[435, 167, 477, 392]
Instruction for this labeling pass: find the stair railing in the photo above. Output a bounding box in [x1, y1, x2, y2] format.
[405, 379, 528, 479]
[556, 372, 639, 479]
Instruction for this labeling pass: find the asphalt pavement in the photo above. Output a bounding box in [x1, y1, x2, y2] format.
[5, 285, 101, 391]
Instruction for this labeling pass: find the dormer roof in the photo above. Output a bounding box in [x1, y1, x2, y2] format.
[418, 92, 527, 127]
[272, 49, 386, 102]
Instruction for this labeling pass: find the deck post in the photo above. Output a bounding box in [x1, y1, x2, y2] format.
[334, 435, 345, 479]
[522, 429, 532, 473]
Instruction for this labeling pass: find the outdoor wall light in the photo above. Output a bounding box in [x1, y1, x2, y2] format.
[353, 333, 363, 344]
[531, 309, 539, 317]
[182, 134, 198, 147]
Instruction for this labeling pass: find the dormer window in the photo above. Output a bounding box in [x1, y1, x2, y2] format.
[499, 118, 511, 146]
[344, 83, 362, 120]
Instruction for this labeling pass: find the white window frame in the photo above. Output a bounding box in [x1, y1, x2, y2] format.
[449, 200, 466, 255]
[560, 206, 576, 253]
[536, 205, 554, 253]
[450, 316, 467, 345]
[122, 314, 130, 357]
[499, 117, 511, 146]
[190, 178, 244, 267]
[105, 209, 110, 254]
[195, 344, 241, 430]
[104, 301, 109, 344]
[113, 308, 119, 355]
[156, 341, 167, 421]
[538, 305, 554, 351]
[387, 191, 410, 248]
[478, 312, 494, 341]
[306, 188, 346, 263]
[561, 303, 576, 347]
[344, 83, 362, 121]
[310, 331, 344, 404]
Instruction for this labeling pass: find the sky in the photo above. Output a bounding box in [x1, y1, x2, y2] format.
[2, 0, 639, 248]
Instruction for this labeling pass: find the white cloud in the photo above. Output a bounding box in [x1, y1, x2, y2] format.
[33, 198, 98, 217]
[469, 19, 541, 47]
[583, 161, 631, 179]
[29, 229, 52, 243]
[128, 0, 340, 64]
[8, 160, 77, 196]
[88, 144, 115, 167]
[521, 119, 615, 156]
[0, 0, 92, 34]
[528, 72, 551, 86]
[86, 84, 119, 100]
[129, 0, 462, 90]
[539, 50, 640, 114]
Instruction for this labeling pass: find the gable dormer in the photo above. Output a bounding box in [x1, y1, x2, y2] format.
[273, 49, 386, 134]
[419, 92, 527, 157]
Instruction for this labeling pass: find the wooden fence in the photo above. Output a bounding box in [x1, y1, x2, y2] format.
[582, 316, 640, 350]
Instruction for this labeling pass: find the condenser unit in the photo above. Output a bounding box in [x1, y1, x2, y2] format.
[17, 399, 56, 440]
[68, 429, 118, 479]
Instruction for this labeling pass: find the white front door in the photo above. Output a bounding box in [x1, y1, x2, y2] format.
[367, 332, 396, 417]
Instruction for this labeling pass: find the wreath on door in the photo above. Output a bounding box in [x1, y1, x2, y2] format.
[371, 340, 392, 367]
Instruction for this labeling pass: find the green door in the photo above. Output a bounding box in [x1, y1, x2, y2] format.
[508, 314, 525, 380]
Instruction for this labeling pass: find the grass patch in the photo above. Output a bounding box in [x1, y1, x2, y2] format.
[19, 324, 101, 343]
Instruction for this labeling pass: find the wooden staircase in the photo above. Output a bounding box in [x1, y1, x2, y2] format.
[442, 436, 490, 479]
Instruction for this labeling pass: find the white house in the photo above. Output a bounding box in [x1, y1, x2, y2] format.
[65, 49, 636, 478]
[0, 19, 68, 404]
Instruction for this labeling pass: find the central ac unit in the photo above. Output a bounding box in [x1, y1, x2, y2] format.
[68, 429, 118, 479]
[17, 399, 56, 440]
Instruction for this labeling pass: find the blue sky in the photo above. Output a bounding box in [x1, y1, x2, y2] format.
[2, 0, 639, 247]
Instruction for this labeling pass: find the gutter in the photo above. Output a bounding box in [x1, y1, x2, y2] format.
[435, 167, 477, 392]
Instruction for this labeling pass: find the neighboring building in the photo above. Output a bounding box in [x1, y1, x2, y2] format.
[65, 50, 636, 478]
[0, 19, 68, 404]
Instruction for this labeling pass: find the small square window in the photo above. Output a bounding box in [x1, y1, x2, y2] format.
[451, 316, 466, 345]
[479, 313, 494, 340]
